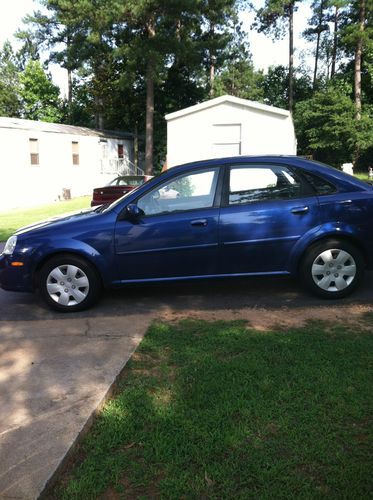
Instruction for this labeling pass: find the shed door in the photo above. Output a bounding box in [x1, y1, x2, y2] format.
[212, 124, 241, 157]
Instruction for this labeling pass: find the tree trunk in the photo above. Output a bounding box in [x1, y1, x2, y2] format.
[313, 30, 321, 89]
[145, 18, 156, 175]
[67, 68, 73, 122]
[210, 56, 215, 97]
[145, 62, 154, 175]
[331, 6, 339, 78]
[353, 0, 366, 163]
[134, 121, 138, 168]
[288, 2, 294, 113]
[95, 96, 104, 130]
[67, 69, 72, 105]
[354, 0, 365, 121]
[93, 32, 105, 130]
[313, 0, 325, 90]
[66, 33, 73, 123]
[209, 22, 215, 97]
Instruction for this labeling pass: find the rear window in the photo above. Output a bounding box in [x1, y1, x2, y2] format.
[302, 171, 336, 195]
[108, 177, 145, 187]
[118, 177, 144, 186]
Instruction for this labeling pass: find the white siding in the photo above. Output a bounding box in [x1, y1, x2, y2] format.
[166, 98, 297, 168]
[0, 126, 134, 210]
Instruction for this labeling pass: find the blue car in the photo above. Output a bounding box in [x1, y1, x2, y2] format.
[1, 156, 373, 312]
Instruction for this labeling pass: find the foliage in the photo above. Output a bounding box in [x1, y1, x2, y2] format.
[19, 60, 63, 122]
[263, 64, 313, 108]
[302, 0, 330, 87]
[214, 59, 264, 101]
[253, 0, 299, 39]
[294, 82, 373, 167]
[15, 29, 41, 70]
[339, 0, 373, 58]
[0, 41, 22, 117]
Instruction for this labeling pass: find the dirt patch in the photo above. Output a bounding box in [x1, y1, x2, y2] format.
[156, 303, 373, 331]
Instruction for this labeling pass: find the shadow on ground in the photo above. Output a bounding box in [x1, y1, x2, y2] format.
[1, 272, 373, 322]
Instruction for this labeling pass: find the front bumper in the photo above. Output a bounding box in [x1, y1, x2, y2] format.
[0, 253, 34, 292]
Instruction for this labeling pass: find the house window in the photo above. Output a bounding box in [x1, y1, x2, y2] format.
[29, 138, 39, 165]
[118, 144, 124, 159]
[100, 139, 108, 159]
[72, 141, 79, 165]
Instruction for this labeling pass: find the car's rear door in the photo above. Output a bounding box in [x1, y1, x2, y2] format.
[218, 163, 320, 274]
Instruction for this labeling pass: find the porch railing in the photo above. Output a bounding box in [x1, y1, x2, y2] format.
[100, 158, 144, 176]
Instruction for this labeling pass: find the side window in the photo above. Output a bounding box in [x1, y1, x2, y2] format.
[228, 165, 303, 205]
[301, 171, 336, 195]
[72, 141, 79, 165]
[138, 168, 219, 216]
[29, 138, 39, 165]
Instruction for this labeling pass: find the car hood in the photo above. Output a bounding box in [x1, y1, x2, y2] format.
[14, 207, 99, 236]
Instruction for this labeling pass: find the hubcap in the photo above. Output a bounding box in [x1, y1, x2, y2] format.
[46, 264, 89, 306]
[311, 249, 356, 292]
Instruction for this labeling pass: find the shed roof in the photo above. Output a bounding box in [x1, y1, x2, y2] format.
[165, 95, 290, 121]
[0, 117, 133, 140]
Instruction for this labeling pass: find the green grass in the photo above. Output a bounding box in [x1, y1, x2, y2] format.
[53, 319, 373, 499]
[355, 172, 370, 182]
[0, 197, 90, 241]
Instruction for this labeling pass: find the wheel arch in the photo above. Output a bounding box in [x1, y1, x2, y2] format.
[32, 250, 105, 291]
[295, 233, 368, 275]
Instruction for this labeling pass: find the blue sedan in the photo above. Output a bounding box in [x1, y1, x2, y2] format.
[1, 156, 373, 312]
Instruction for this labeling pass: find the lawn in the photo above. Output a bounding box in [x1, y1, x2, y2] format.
[53, 318, 372, 499]
[355, 172, 371, 182]
[0, 197, 90, 241]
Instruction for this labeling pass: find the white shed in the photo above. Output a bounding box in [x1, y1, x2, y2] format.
[0, 117, 139, 211]
[165, 95, 297, 168]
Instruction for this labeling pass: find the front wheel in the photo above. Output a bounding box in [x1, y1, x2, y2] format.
[300, 240, 364, 299]
[38, 254, 102, 312]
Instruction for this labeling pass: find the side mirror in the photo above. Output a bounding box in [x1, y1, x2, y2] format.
[126, 204, 144, 219]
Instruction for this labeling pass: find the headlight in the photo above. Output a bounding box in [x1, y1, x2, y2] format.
[3, 236, 17, 255]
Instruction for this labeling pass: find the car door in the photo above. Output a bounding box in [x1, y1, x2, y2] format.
[114, 166, 222, 281]
[218, 163, 320, 274]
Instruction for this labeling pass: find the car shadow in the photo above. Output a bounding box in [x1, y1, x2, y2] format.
[1, 272, 373, 322]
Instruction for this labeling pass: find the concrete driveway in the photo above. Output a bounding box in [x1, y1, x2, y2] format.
[1, 246, 373, 498]
[0, 306, 152, 498]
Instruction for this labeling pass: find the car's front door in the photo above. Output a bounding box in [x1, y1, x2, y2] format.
[218, 163, 320, 274]
[114, 167, 222, 282]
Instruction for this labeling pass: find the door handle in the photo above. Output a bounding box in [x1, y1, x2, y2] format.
[190, 219, 208, 227]
[291, 206, 309, 215]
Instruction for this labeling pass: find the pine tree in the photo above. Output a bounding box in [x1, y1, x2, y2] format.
[303, 0, 329, 88]
[253, 0, 302, 113]
[0, 42, 22, 117]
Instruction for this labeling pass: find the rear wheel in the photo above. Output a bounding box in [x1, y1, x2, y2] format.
[300, 240, 364, 299]
[39, 254, 102, 312]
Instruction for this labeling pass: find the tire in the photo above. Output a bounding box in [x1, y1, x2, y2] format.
[38, 254, 102, 312]
[300, 239, 364, 299]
